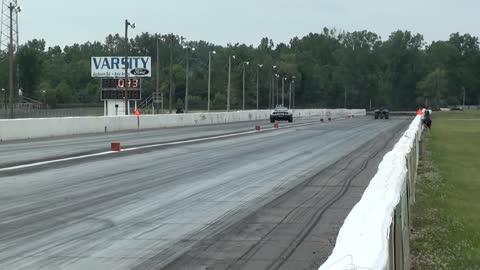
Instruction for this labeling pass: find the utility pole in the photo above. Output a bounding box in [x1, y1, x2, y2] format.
[462, 87, 466, 108]
[344, 87, 347, 108]
[281, 77, 285, 107]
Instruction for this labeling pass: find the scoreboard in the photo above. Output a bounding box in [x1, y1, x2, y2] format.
[102, 78, 141, 89]
[101, 89, 141, 100]
[101, 78, 141, 100]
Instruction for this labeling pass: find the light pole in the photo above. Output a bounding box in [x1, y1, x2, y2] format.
[281, 77, 287, 107]
[8, 3, 21, 119]
[241, 61, 249, 110]
[155, 37, 161, 114]
[41, 90, 46, 107]
[1, 88, 5, 114]
[269, 65, 277, 109]
[168, 34, 176, 114]
[274, 74, 280, 107]
[227, 55, 235, 111]
[185, 47, 195, 113]
[288, 79, 292, 109]
[124, 19, 135, 115]
[292, 76, 296, 110]
[256, 64, 263, 110]
[207, 50, 216, 111]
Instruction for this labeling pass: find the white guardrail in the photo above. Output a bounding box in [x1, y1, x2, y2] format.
[0, 109, 366, 141]
[319, 114, 423, 270]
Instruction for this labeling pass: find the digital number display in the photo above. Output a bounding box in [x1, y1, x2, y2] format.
[101, 78, 141, 90]
[101, 90, 141, 100]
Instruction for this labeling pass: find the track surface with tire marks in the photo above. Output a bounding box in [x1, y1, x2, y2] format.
[158, 121, 407, 270]
[0, 117, 409, 270]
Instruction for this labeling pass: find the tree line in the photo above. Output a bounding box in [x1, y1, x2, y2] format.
[1, 28, 479, 110]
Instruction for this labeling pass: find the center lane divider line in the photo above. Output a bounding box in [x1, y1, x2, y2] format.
[0, 151, 116, 172]
[0, 118, 349, 173]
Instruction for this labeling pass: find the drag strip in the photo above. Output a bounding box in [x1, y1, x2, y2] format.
[0, 117, 410, 270]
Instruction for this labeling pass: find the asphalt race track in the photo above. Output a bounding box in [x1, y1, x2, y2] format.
[0, 116, 411, 270]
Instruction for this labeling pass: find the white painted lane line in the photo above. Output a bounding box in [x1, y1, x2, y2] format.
[122, 130, 259, 152]
[0, 151, 115, 172]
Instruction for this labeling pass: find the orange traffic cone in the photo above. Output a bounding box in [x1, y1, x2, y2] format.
[416, 108, 423, 115]
[134, 108, 141, 116]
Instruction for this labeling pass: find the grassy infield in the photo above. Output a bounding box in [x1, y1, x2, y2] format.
[411, 111, 480, 269]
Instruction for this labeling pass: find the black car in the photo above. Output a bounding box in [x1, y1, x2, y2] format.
[374, 108, 389, 119]
[270, 107, 293, 123]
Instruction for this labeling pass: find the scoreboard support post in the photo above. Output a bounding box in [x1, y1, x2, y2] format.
[105, 100, 127, 116]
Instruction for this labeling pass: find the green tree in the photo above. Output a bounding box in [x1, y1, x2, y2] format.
[11, 28, 480, 110]
[55, 80, 74, 104]
[17, 39, 46, 96]
[378, 31, 426, 110]
[417, 68, 448, 109]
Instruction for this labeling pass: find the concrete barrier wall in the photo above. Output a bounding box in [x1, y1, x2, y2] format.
[319, 115, 423, 270]
[0, 109, 366, 141]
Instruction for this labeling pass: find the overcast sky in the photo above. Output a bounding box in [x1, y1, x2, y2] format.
[20, 0, 480, 48]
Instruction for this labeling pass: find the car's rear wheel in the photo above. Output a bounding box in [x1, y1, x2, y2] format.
[270, 118, 275, 123]
[288, 117, 293, 122]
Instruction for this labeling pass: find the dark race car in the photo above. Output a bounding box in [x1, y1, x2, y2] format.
[270, 107, 293, 123]
[176, 107, 184, 114]
[374, 108, 389, 119]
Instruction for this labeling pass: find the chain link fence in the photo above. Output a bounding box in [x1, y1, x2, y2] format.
[0, 104, 104, 119]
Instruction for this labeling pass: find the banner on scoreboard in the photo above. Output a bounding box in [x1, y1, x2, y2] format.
[91, 56, 151, 78]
